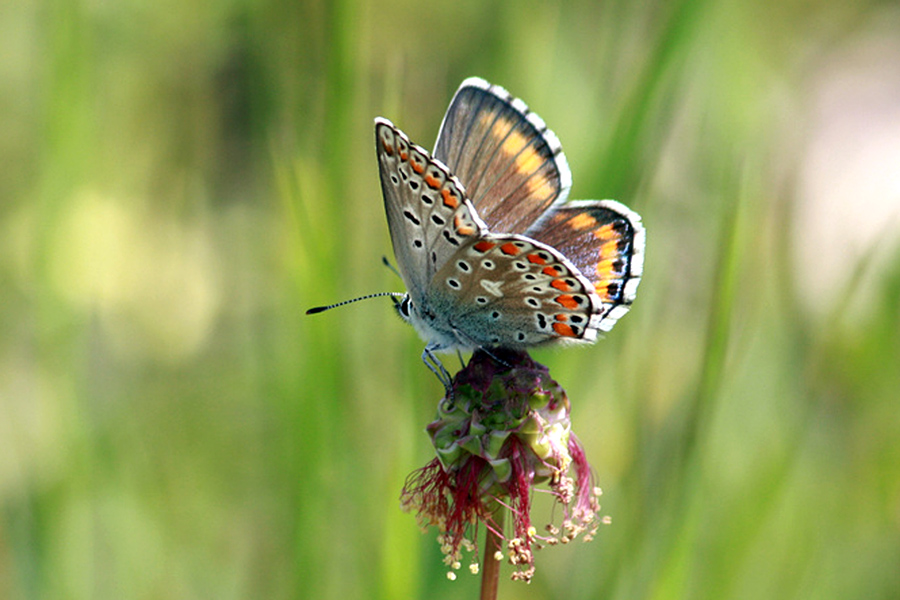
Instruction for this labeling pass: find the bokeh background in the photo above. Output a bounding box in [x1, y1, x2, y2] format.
[2, 0, 899, 598]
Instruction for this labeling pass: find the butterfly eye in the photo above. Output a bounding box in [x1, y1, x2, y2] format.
[396, 296, 411, 318]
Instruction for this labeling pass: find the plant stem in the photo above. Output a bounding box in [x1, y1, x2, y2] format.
[480, 507, 504, 600]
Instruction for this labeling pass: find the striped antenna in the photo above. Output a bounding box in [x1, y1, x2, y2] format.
[306, 292, 406, 315]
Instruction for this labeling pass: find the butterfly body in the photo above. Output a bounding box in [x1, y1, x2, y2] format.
[376, 78, 644, 363]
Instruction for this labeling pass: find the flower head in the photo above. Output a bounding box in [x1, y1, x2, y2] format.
[400, 349, 605, 583]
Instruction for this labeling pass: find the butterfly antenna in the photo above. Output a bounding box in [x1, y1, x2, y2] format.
[306, 292, 406, 315]
[382, 256, 402, 279]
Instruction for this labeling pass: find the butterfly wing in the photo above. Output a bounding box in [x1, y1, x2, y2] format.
[376, 118, 488, 303]
[526, 200, 645, 332]
[433, 78, 572, 235]
[426, 233, 606, 349]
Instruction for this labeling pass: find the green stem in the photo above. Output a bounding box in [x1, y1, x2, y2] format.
[480, 507, 505, 600]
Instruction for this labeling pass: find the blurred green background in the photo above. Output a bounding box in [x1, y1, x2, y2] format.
[2, 0, 899, 598]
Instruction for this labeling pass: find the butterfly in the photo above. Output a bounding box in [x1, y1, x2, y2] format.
[374, 77, 645, 384]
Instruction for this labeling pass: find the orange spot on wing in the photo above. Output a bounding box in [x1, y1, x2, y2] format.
[583, 239, 625, 287]
[501, 129, 528, 156]
[555, 294, 579, 309]
[570, 213, 597, 230]
[525, 176, 555, 201]
[555, 314, 569, 321]
[594, 258, 617, 284]
[411, 160, 425, 174]
[399, 151, 408, 161]
[441, 188, 459, 209]
[499, 130, 541, 171]
[488, 115, 516, 141]
[382, 141, 394, 155]
[454, 215, 475, 236]
[516, 147, 543, 175]
[553, 322, 576, 337]
[495, 130, 556, 198]
[551, 279, 570, 291]
[600, 240, 620, 259]
[474, 241, 495, 253]
[542, 266, 561, 277]
[526, 253, 546, 265]
[500, 243, 521, 256]
[424, 174, 441, 189]
[593, 223, 618, 240]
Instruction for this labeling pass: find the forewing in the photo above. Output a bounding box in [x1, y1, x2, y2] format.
[428, 234, 603, 349]
[526, 200, 645, 332]
[376, 118, 487, 300]
[433, 78, 572, 235]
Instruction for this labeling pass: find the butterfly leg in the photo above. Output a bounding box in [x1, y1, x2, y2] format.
[422, 345, 452, 394]
[456, 349, 466, 369]
[480, 346, 512, 370]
